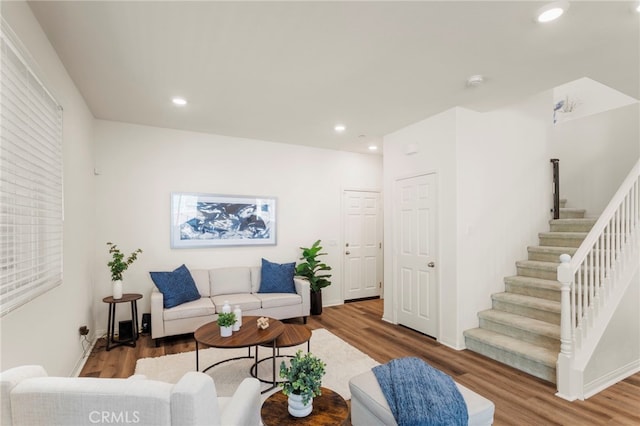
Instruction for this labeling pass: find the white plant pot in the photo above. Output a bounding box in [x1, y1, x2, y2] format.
[287, 393, 313, 417]
[112, 280, 123, 299]
[220, 326, 233, 337]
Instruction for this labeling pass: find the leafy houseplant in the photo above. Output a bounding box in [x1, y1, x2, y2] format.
[107, 242, 142, 299]
[279, 350, 326, 407]
[217, 312, 236, 337]
[106, 242, 143, 282]
[216, 312, 237, 327]
[296, 240, 332, 315]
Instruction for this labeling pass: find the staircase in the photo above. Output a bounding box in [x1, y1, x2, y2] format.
[464, 200, 596, 383]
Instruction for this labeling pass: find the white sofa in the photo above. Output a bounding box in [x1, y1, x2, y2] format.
[349, 369, 495, 426]
[151, 266, 310, 341]
[0, 365, 260, 426]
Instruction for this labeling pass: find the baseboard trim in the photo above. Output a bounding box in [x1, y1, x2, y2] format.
[583, 359, 640, 399]
[70, 334, 98, 377]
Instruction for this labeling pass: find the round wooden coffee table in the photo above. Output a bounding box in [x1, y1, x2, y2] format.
[252, 324, 313, 384]
[261, 387, 349, 426]
[194, 316, 284, 391]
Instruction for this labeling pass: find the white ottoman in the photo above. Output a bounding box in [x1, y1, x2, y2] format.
[349, 369, 495, 426]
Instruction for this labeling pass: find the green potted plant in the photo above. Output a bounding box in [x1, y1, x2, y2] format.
[296, 240, 332, 315]
[217, 312, 236, 337]
[106, 242, 142, 299]
[279, 350, 326, 417]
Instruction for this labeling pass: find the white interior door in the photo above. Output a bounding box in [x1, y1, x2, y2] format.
[343, 190, 382, 300]
[394, 173, 438, 337]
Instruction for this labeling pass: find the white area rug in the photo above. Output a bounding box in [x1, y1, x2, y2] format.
[135, 328, 379, 400]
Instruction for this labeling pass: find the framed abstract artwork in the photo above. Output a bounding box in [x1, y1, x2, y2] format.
[170, 193, 276, 248]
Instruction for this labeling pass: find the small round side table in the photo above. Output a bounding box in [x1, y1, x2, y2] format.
[261, 387, 349, 426]
[102, 293, 142, 351]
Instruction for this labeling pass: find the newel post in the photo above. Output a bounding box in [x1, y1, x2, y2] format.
[556, 253, 577, 400]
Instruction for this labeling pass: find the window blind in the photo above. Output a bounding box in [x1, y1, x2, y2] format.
[0, 22, 63, 317]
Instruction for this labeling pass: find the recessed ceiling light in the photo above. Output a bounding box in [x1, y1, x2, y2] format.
[536, 1, 569, 23]
[172, 97, 187, 106]
[368, 145, 378, 151]
[334, 124, 346, 133]
[636, 2, 640, 12]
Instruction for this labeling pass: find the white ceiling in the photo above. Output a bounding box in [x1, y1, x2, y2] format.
[27, 1, 639, 154]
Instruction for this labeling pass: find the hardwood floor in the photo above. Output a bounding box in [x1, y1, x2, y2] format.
[81, 299, 640, 425]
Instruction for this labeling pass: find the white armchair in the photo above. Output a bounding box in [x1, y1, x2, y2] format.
[0, 365, 260, 426]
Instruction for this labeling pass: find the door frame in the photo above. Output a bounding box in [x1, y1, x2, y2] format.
[391, 172, 440, 338]
[341, 187, 383, 303]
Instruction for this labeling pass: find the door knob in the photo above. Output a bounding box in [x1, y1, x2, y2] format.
[427, 262, 435, 268]
[345, 251, 351, 255]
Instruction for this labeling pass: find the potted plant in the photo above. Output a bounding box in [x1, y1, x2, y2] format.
[296, 240, 332, 315]
[279, 350, 326, 417]
[106, 242, 142, 299]
[217, 312, 236, 337]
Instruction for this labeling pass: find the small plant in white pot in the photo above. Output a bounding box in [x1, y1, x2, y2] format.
[279, 350, 326, 417]
[217, 312, 236, 337]
[106, 242, 142, 299]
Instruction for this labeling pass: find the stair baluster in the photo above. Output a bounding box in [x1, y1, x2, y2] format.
[556, 158, 640, 401]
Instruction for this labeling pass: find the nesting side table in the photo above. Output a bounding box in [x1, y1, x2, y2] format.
[102, 293, 142, 351]
[261, 387, 349, 426]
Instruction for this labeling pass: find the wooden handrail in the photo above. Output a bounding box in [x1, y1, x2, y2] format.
[550, 159, 560, 220]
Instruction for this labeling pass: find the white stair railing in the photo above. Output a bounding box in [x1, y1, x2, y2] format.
[556, 158, 640, 401]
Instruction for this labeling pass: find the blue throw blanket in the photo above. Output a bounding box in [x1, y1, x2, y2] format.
[372, 357, 468, 426]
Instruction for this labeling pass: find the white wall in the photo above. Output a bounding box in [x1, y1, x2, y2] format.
[456, 92, 553, 348]
[382, 108, 459, 343]
[93, 120, 382, 331]
[551, 103, 640, 215]
[584, 269, 640, 396]
[383, 93, 553, 349]
[0, 2, 95, 376]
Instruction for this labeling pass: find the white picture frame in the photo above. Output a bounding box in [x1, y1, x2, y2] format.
[170, 192, 277, 248]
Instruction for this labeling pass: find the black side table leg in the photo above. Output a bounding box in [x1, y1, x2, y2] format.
[106, 303, 113, 351]
[272, 340, 277, 388]
[129, 301, 137, 347]
[254, 345, 259, 378]
[133, 301, 140, 341]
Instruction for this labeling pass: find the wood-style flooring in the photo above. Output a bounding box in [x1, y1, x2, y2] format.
[81, 299, 640, 425]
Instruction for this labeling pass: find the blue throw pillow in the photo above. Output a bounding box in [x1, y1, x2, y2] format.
[259, 258, 296, 294]
[150, 264, 201, 308]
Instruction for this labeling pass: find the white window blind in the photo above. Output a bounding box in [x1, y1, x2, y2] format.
[0, 22, 63, 317]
